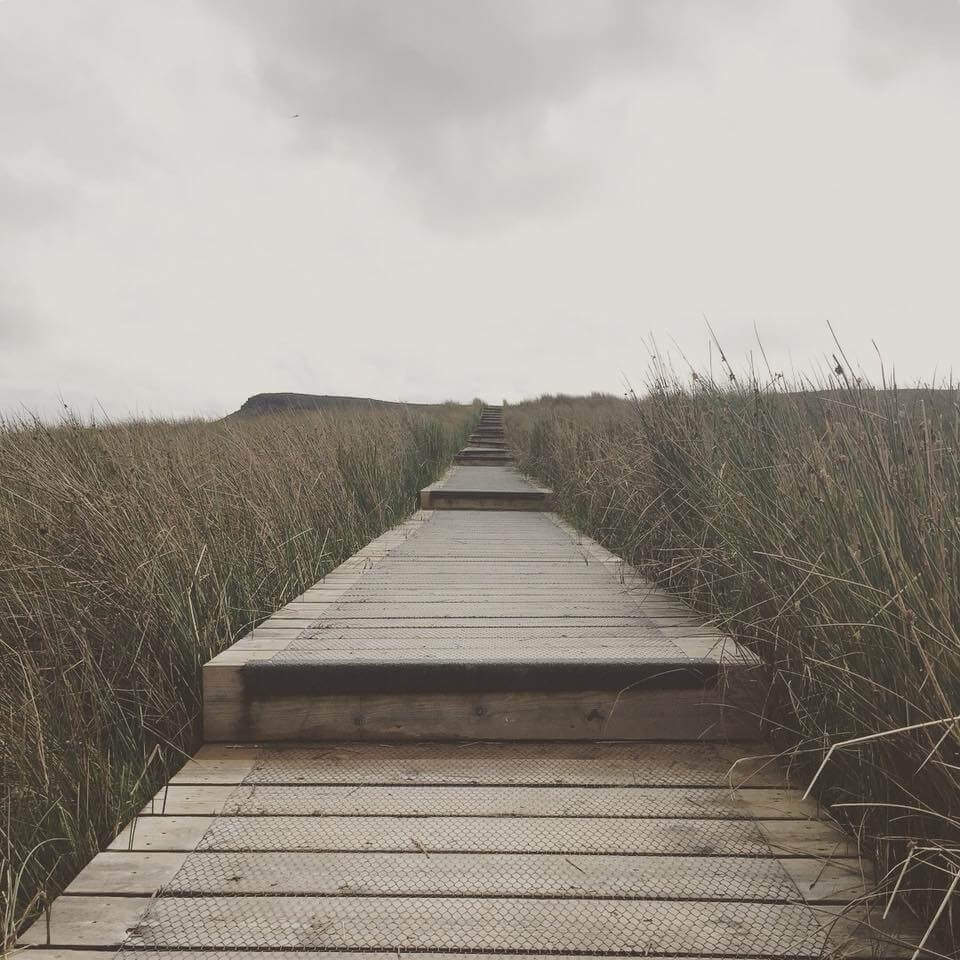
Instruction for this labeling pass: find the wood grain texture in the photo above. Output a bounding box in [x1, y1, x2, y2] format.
[18, 897, 153, 948]
[170, 741, 784, 787]
[60, 848, 871, 903]
[64, 852, 189, 896]
[203, 683, 760, 742]
[141, 784, 816, 819]
[103, 812, 853, 857]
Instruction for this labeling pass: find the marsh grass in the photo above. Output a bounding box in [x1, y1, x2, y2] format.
[507, 376, 960, 954]
[0, 402, 474, 948]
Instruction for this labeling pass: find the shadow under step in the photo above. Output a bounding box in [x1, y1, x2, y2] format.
[420, 487, 550, 510]
[454, 451, 513, 462]
[204, 651, 759, 742]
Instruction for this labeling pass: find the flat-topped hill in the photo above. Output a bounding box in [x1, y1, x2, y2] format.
[233, 392, 435, 417]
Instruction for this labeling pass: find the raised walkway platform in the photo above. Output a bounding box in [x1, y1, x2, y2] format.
[201, 507, 758, 742]
[421, 464, 552, 509]
[18, 405, 920, 959]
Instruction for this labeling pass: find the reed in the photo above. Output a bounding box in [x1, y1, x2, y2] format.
[0, 402, 475, 948]
[507, 374, 960, 953]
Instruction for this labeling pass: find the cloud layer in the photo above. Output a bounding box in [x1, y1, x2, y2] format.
[2, 0, 960, 419]
[220, 1, 684, 224]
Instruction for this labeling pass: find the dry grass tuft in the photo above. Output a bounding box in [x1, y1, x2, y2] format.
[0, 402, 475, 948]
[507, 375, 960, 954]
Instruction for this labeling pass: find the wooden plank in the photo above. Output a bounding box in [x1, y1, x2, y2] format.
[0, 953, 722, 960]
[169, 745, 259, 784]
[319, 564, 615, 572]
[227, 634, 294, 651]
[108, 817, 212, 852]
[171, 742, 783, 787]
[420, 491, 553, 510]
[673, 636, 748, 656]
[213, 642, 732, 661]
[301, 581, 649, 589]
[113, 895, 913, 957]
[18, 896, 153, 948]
[13, 897, 934, 960]
[255, 617, 317, 629]
[142, 784, 816, 819]
[204, 684, 759, 742]
[323, 566, 618, 575]
[336, 557, 624, 563]
[219, 632, 733, 652]
[281, 622, 714, 636]
[204, 649, 273, 667]
[297, 590, 701, 605]
[2, 952, 119, 960]
[781, 857, 874, 902]
[760, 819, 860, 857]
[76, 849, 868, 903]
[312, 568, 618, 574]
[261, 612, 719, 626]
[142, 785, 234, 815]
[351, 606, 707, 619]
[107, 812, 848, 857]
[290, 585, 360, 604]
[64, 852, 189, 896]
[421, 468, 548, 495]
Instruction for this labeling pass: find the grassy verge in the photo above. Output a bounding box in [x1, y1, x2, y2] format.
[0, 402, 475, 947]
[507, 380, 959, 953]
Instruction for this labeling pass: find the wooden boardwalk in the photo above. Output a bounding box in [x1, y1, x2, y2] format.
[19, 406, 920, 958]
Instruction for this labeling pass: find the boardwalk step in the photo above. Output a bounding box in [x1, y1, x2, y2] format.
[203, 510, 759, 742]
[92, 896, 898, 955]
[22, 741, 915, 958]
[420, 465, 551, 510]
[420, 488, 548, 509]
[204, 675, 757, 741]
[21, 897, 915, 957]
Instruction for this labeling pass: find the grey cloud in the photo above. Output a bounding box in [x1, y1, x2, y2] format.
[840, 0, 960, 82]
[213, 0, 722, 226]
[244, 2, 652, 126]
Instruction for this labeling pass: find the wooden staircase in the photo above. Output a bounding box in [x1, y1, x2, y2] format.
[454, 404, 512, 464]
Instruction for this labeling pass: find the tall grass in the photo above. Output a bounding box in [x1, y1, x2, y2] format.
[507, 374, 960, 953]
[0, 402, 475, 947]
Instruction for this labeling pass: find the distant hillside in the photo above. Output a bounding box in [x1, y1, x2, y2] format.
[231, 392, 436, 418]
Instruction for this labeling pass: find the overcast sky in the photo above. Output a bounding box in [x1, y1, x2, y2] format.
[2, 0, 959, 419]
